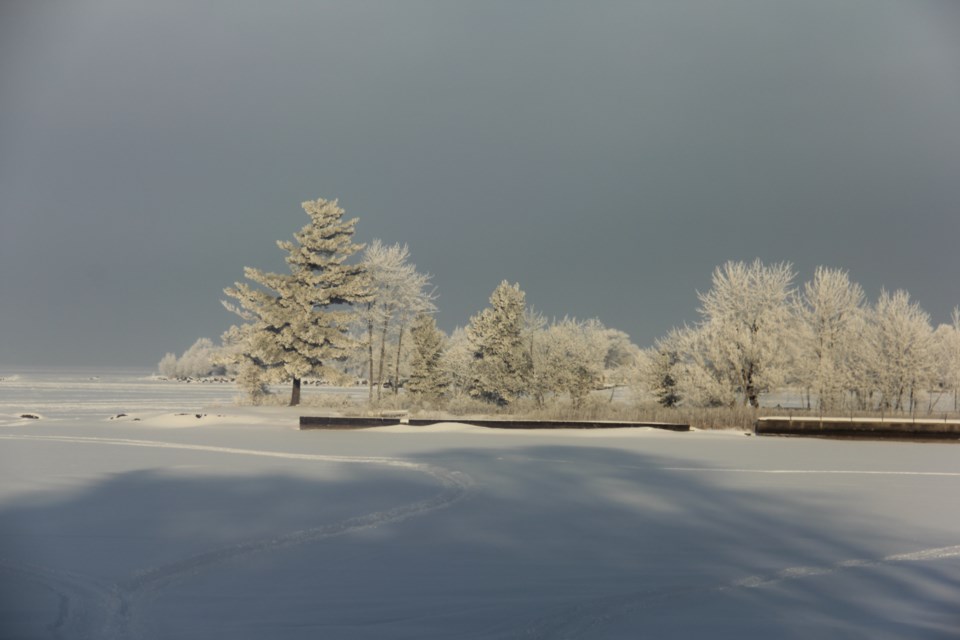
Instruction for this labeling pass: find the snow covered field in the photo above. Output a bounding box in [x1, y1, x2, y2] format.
[1, 371, 959, 638]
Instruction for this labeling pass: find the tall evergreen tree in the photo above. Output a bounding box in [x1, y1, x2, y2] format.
[466, 281, 532, 405]
[223, 198, 370, 406]
[406, 313, 448, 401]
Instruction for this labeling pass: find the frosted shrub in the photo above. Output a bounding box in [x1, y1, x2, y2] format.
[235, 362, 271, 405]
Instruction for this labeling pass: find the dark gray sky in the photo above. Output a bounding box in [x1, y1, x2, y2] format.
[2, 1, 959, 368]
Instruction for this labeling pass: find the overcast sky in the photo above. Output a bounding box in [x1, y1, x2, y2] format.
[2, 1, 959, 368]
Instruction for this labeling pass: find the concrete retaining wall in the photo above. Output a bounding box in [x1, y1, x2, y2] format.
[300, 416, 689, 431]
[299, 416, 401, 430]
[756, 417, 960, 440]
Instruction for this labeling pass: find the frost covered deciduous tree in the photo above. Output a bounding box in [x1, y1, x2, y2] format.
[866, 289, 936, 412]
[667, 323, 740, 408]
[466, 281, 532, 405]
[935, 307, 960, 411]
[406, 313, 448, 401]
[358, 240, 435, 402]
[531, 318, 607, 409]
[222, 198, 370, 406]
[593, 323, 640, 377]
[793, 267, 866, 410]
[157, 337, 226, 379]
[697, 259, 796, 407]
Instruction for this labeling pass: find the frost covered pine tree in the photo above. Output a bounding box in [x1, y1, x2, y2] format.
[466, 281, 532, 405]
[222, 198, 369, 406]
[405, 313, 448, 401]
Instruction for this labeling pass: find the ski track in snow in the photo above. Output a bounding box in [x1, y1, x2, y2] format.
[0, 434, 474, 640]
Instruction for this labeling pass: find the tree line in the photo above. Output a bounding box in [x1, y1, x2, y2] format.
[639, 260, 960, 413]
[158, 198, 960, 414]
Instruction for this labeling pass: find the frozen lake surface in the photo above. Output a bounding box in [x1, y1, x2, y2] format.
[1, 371, 958, 638]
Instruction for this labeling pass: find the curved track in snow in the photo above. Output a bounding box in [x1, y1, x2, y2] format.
[0, 434, 473, 640]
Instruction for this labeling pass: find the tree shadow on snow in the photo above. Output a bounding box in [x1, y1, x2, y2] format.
[0, 443, 957, 639]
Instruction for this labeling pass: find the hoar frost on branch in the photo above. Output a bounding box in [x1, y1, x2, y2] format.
[222, 198, 370, 406]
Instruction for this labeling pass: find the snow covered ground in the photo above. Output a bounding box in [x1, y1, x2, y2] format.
[1, 370, 959, 638]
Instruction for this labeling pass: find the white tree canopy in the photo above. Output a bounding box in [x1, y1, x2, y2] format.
[793, 267, 866, 410]
[358, 239, 436, 401]
[865, 289, 936, 411]
[696, 259, 796, 407]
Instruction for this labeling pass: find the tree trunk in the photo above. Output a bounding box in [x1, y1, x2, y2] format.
[393, 322, 405, 396]
[367, 318, 375, 403]
[290, 377, 301, 406]
[743, 364, 759, 408]
[377, 317, 390, 402]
